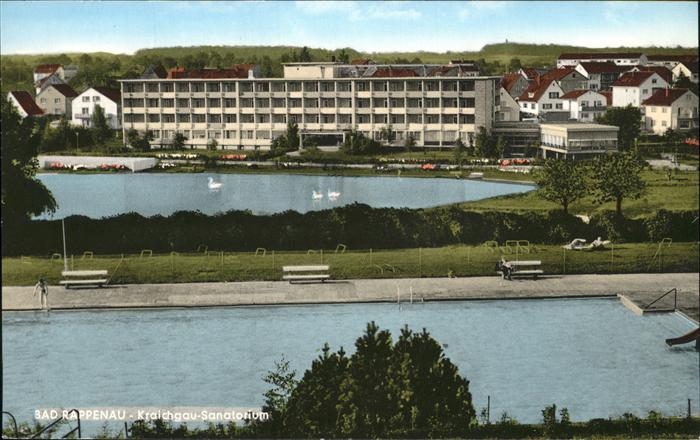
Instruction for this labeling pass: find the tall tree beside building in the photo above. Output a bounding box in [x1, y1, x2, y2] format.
[591, 152, 647, 215]
[90, 104, 112, 146]
[595, 106, 642, 151]
[534, 159, 589, 214]
[172, 132, 187, 150]
[337, 49, 350, 64]
[474, 127, 497, 158]
[404, 134, 416, 153]
[453, 137, 466, 166]
[0, 99, 57, 228]
[508, 57, 522, 72]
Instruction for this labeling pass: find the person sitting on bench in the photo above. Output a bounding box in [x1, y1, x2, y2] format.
[495, 258, 513, 280]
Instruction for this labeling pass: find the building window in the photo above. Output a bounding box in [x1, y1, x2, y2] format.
[82, 96, 90, 102]
[193, 114, 206, 123]
[192, 130, 206, 139]
[548, 92, 559, 99]
[147, 83, 159, 93]
[177, 83, 190, 92]
[661, 120, 667, 127]
[177, 98, 190, 108]
[148, 114, 160, 123]
[162, 114, 175, 123]
[208, 114, 222, 123]
[208, 98, 221, 107]
[555, 103, 563, 109]
[225, 114, 237, 123]
[177, 114, 190, 123]
[542, 104, 553, 110]
[662, 107, 667, 113]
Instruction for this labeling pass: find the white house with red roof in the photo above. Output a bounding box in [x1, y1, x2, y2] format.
[7, 91, 44, 118]
[559, 90, 608, 122]
[501, 72, 529, 98]
[517, 79, 565, 118]
[671, 61, 699, 84]
[33, 64, 64, 83]
[641, 88, 698, 135]
[574, 62, 628, 91]
[71, 86, 121, 129]
[611, 71, 669, 107]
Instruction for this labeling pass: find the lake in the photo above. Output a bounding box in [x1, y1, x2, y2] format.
[35, 173, 534, 219]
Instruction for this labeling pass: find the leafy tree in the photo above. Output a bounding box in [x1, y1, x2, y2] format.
[453, 137, 466, 166]
[410, 57, 423, 64]
[256, 322, 475, 438]
[341, 130, 380, 155]
[127, 128, 153, 152]
[496, 136, 507, 158]
[379, 124, 396, 146]
[90, 104, 112, 146]
[474, 126, 497, 158]
[207, 138, 218, 150]
[595, 106, 642, 151]
[286, 121, 299, 150]
[299, 46, 312, 62]
[535, 158, 589, 214]
[591, 152, 647, 215]
[337, 49, 350, 64]
[255, 356, 298, 437]
[1, 99, 57, 229]
[260, 55, 274, 77]
[508, 57, 522, 72]
[172, 132, 187, 150]
[404, 134, 416, 153]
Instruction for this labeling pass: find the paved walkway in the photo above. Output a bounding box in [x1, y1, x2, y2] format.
[3, 273, 698, 321]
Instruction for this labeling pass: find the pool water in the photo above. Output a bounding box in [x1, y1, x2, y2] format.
[3, 298, 698, 428]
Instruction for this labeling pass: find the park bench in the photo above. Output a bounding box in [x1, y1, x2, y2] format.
[282, 265, 330, 283]
[60, 270, 109, 289]
[496, 260, 543, 280]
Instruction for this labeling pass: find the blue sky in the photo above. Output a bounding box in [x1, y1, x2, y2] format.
[1, 1, 697, 55]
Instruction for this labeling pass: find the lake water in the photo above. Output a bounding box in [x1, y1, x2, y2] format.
[35, 173, 534, 219]
[2, 298, 698, 431]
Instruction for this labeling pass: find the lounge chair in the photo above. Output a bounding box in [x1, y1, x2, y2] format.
[562, 238, 587, 250]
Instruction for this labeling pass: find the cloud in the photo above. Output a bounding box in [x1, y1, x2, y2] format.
[294, 1, 420, 21]
[458, 1, 510, 20]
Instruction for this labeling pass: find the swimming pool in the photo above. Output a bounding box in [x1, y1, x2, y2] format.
[2, 298, 698, 430]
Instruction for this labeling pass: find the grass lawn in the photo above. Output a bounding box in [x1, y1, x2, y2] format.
[3, 242, 697, 286]
[459, 170, 699, 218]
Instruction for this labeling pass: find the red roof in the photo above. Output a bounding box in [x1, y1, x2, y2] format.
[428, 65, 479, 76]
[646, 54, 698, 64]
[642, 88, 696, 106]
[559, 52, 644, 60]
[371, 68, 417, 78]
[9, 91, 44, 116]
[577, 62, 628, 74]
[501, 72, 524, 92]
[630, 66, 673, 84]
[517, 79, 558, 103]
[91, 86, 121, 103]
[49, 84, 78, 97]
[167, 64, 255, 79]
[676, 61, 699, 74]
[600, 91, 613, 105]
[612, 71, 658, 87]
[520, 67, 541, 80]
[541, 67, 580, 82]
[559, 89, 595, 100]
[33, 63, 62, 74]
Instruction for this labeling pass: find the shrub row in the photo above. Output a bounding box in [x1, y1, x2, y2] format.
[3, 205, 697, 256]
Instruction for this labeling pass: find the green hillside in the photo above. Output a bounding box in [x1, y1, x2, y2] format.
[2, 43, 697, 96]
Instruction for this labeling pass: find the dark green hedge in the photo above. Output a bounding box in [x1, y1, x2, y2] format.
[3, 205, 698, 256]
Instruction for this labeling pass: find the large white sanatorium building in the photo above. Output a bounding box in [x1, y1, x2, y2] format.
[118, 62, 502, 150]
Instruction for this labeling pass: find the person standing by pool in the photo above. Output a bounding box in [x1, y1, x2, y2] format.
[33, 278, 49, 311]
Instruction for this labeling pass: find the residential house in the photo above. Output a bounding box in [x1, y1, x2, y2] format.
[517, 79, 565, 119]
[498, 87, 520, 122]
[71, 86, 121, 129]
[671, 61, 699, 84]
[35, 71, 66, 95]
[574, 62, 628, 91]
[627, 65, 673, 86]
[141, 64, 168, 79]
[35, 84, 78, 117]
[645, 54, 698, 70]
[7, 91, 44, 118]
[559, 90, 608, 122]
[557, 52, 648, 68]
[641, 88, 698, 135]
[611, 71, 669, 107]
[518, 67, 547, 84]
[33, 64, 64, 83]
[541, 67, 588, 93]
[501, 72, 529, 98]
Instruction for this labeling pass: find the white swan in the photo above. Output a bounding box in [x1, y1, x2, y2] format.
[207, 177, 223, 190]
[327, 190, 341, 200]
[312, 190, 323, 200]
